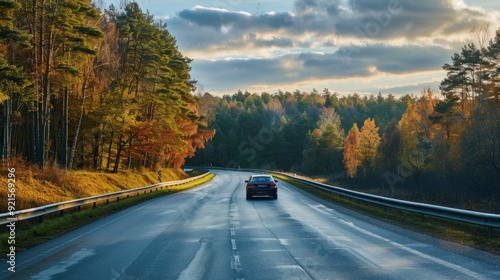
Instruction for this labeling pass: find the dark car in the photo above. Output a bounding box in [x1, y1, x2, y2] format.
[245, 174, 278, 200]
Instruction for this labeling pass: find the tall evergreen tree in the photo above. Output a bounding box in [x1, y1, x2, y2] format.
[0, 0, 32, 161]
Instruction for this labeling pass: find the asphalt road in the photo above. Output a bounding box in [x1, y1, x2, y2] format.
[1, 170, 499, 279]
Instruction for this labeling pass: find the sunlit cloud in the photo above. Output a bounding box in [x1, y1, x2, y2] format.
[162, 0, 500, 95]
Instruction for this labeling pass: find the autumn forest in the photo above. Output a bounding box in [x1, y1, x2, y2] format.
[0, 1, 214, 171]
[1, 1, 499, 209]
[188, 32, 500, 206]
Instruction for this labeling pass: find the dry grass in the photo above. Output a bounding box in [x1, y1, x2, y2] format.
[0, 159, 186, 212]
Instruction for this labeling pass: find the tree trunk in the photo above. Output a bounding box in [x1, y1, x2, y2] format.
[92, 129, 101, 169]
[38, 11, 52, 167]
[60, 88, 68, 168]
[106, 130, 114, 170]
[113, 134, 123, 172]
[2, 99, 11, 160]
[68, 104, 83, 170]
[127, 138, 132, 169]
[69, 62, 92, 169]
[31, 102, 38, 163]
[37, 96, 44, 165]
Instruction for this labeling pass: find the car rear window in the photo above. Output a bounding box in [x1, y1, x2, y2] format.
[251, 176, 273, 182]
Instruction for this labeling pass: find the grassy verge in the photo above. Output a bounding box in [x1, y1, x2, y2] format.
[0, 159, 187, 212]
[0, 173, 215, 256]
[274, 174, 500, 256]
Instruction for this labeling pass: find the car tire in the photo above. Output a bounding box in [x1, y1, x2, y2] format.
[273, 193, 278, 200]
[246, 192, 251, 200]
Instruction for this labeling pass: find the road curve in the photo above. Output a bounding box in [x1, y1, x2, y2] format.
[1, 170, 499, 279]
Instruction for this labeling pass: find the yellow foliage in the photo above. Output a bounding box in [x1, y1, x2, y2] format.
[398, 90, 440, 175]
[0, 91, 8, 103]
[358, 118, 381, 169]
[343, 123, 360, 178]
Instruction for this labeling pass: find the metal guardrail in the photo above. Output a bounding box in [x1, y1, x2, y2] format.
[193, 167, 500, 238]
[271, 171, 500, 238]
[0, 171, 211, 226]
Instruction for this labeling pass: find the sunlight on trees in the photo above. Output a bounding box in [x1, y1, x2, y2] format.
[358, 118, 381, 175]
[343, 123, 360, 178]
[0, 1, 214, 171]
[188, 30, 500, 197]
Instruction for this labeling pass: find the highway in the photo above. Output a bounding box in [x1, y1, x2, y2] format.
[1, 170, 499, 279]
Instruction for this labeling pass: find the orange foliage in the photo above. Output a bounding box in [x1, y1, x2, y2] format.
[343, 124, 360, 178]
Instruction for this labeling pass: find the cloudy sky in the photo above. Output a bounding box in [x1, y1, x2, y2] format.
[103, 0, 500, 96]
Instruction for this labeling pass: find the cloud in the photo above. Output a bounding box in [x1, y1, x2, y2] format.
[347, 44, 451, 73]
[175, 5, 293, 32]
[372, 80, 443, 95]
[164, 0, 499, 95]
[169, 0, 495, 54]
[177, 5, 253, 30]
[251, 34, 295, 47]
[190, 44, 451, 92]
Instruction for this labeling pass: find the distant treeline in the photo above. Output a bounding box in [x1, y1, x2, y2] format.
[189, 31, 500, 198]
[0, 1, 214, 171]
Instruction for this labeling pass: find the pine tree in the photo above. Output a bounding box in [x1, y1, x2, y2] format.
[103, 2, 214, 171]
[483, 30, 500, 100]
[0, 0, 32, 160]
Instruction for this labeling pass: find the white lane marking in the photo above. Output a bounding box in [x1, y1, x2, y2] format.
[261, 249, 285, 252]
[218, 198, 230, 203]
[180, 239, 202, 243]
[250, 238, 276, 241]
[344, 221, 486, 278]
[178, 242, 208, 280]
[231, 238, 238, 250]
[284, 182, 488, 277]
[230, 228, 235, 237]
[234, 255, 241, 267]
[30, 248, 95, 280]
[276, 265, 306, 270]
[279, 239, 290, 246]
[231, 254, 242, 271]
[275, 265, 310, 278]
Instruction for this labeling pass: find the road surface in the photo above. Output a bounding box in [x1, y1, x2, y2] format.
[1, 170, 499, 279]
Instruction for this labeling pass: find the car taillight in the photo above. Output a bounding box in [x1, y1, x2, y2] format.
[247, 184, 255, 188]
[269, 183, 276, 188]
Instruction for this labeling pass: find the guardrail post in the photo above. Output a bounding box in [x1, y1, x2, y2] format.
[106, 199, 109, 205]
[93, 202, 96, 209]
[488, 227, 493, 239]
[117, 197, 120, 202]
[60, 210, 64, 217]
[77, 206, 81, 212]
